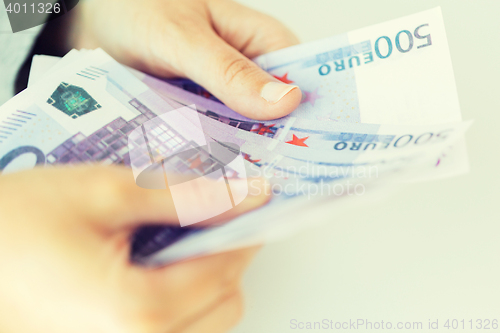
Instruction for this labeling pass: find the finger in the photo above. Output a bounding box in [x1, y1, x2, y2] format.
[166, 27, 302, 120]
[159, 170, 271, 228]
[2, 165, 269, 230]
[91, 165, 270, 229]
[107, 166, 271, 229]
[123, 246, 260, 332]
[207, 0, 300, 58]
[172, 289, 245, 333]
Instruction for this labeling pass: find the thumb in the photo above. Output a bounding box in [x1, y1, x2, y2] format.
[77, 165, 270, 230]
[175, 34, 302, 120]
[5, 165, 270, 231]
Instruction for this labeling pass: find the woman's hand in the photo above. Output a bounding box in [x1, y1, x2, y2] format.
[68, 0, 302, 120]
[0, 165, 269, 333]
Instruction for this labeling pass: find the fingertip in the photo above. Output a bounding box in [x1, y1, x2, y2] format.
[246, 176, 270, 197]
[262, 84, 302, 120]
[245, 82, 302, 121]
[225, 82, 302, 121]
[191, 177, 270, 227]
[224, 177, 271, 218]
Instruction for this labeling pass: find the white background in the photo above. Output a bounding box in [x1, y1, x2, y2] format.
[233, 1, 500, 332]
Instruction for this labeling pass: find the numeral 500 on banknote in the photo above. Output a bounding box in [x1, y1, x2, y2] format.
[318, 23, 432, 75]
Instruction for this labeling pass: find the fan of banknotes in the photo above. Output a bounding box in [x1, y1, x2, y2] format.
[0, 7, 470, 266]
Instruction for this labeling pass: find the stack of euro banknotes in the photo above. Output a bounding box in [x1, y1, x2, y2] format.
[0, 8, 470, 265]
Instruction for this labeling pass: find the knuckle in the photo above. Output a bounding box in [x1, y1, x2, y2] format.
[227, 290, 245, 326]
[219, 254, 253, 290]
[119, 306, 175, 333]
[263, 32, 299, 51]
[135, 312, 172, 333]
[81, 166, 131, 213]
[222, 57, 257, 86]
[222, 258, 243, 280]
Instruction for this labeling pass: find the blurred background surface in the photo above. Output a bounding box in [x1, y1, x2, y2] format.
[233, 1, 500, 332]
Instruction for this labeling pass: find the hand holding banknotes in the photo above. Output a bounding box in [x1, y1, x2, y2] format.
[0, 166, 269, 333]
[68, 0, 302, 119]
[0, 3, 470, 333]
